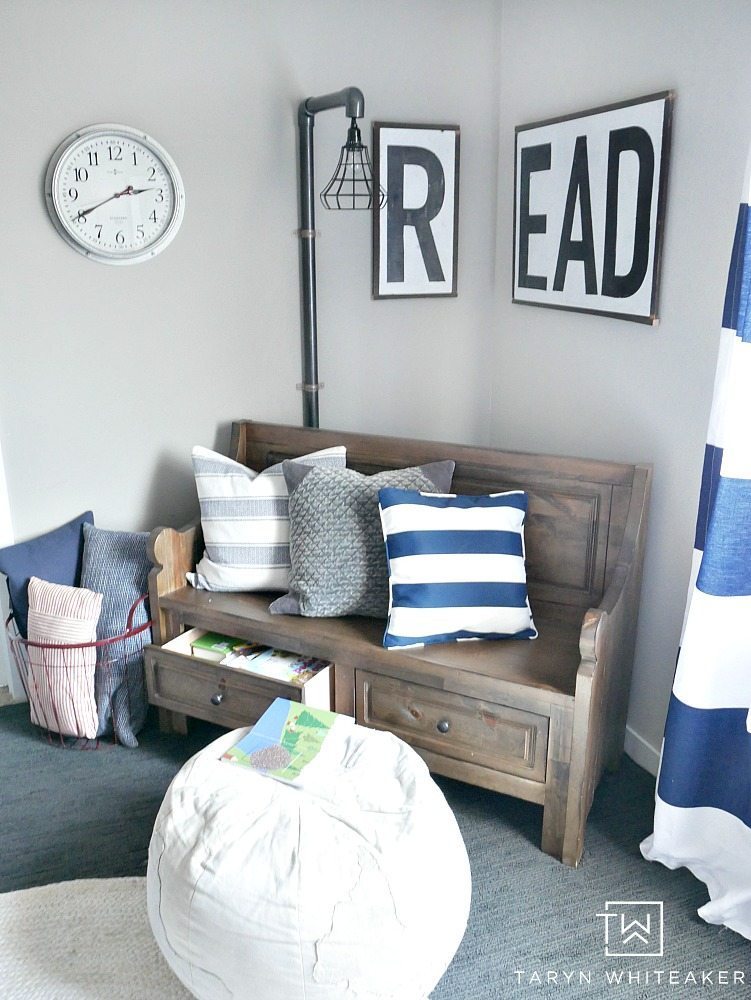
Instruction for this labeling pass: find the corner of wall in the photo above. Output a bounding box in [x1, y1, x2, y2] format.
[624, 724, 660, 777]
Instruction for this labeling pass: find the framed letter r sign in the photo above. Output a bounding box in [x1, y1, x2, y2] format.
[373, 123, 460, 298]
[513, 92, 673, 324]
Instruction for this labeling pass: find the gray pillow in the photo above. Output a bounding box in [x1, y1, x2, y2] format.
[79, 524, 152, 748]
[269, 461, 455, 618]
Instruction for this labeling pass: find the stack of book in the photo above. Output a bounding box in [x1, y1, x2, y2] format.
[189, 632, 254, 662]
[222, 645, 329, 686]
[189, 630, 332, 708]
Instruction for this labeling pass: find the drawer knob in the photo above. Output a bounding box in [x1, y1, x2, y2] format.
[436, 719, 451, 734]
[210, 692, 224, 706]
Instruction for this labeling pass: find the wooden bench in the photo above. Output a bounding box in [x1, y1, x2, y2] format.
[146, 420, 650, 866]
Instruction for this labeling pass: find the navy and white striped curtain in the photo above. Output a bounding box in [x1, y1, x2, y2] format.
[641, 163, 751, 940]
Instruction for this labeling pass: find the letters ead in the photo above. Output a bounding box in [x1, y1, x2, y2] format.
[514, 92, 673, 324]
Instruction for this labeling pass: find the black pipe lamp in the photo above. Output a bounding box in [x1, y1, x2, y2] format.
[297, 87, 383, 428]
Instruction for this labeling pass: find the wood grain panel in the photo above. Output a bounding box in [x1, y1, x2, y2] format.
[357, 670, 549, 781]
[233, 421, 619, 608]
[142, 421, 653, 865]
[412, 747, 548, 804]
[145, 644, 305, 729]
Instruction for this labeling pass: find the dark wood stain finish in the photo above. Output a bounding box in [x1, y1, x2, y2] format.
[145, 420, 651, 866]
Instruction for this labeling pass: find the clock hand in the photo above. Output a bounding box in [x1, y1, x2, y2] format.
[73, 185, 135, 220]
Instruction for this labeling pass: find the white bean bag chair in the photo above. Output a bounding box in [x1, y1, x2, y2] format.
[148, 721, 471, 1000]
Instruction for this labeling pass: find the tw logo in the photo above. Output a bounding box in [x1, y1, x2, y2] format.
[596, 901, 664, 957]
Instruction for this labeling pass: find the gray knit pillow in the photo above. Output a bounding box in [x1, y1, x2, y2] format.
[269, 461, 455, 618]
[79, 524, 152, 748]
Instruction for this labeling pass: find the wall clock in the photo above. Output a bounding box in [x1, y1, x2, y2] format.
[44, 123, 185, 264]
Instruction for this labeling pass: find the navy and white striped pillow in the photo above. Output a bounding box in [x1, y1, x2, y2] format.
[189, 445, 346, 592]
[378, 489, 537, 649]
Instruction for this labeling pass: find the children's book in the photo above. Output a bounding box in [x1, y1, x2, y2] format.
[221, 697, 352, 784]
[221, 646, 330, 686]
[190, 632, 264, 663]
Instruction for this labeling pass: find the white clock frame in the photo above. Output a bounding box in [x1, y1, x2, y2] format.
[44, 123, 185, 265]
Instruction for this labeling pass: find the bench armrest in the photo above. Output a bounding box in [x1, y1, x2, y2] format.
[580, 463, 651, 665]
[148, 520, 202, 644]
[562, 465, 650, 864]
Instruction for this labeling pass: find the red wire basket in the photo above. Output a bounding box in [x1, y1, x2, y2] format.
[5, 596, 152, 749]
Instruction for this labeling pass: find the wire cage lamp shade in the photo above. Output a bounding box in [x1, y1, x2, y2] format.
[321, 119, 385, 210]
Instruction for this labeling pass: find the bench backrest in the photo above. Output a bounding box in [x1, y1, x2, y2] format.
[231, 421, 649, 621]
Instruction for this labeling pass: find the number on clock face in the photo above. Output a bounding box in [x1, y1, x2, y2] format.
[45, 125, 184, 264]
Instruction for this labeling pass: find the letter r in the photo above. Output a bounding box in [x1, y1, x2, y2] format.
[386, 146, 446, 283]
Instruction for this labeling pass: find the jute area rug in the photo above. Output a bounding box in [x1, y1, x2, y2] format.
[0, 876, 191, 999]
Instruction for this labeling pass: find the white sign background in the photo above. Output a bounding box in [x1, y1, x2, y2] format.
[375, 125, 458, 297]
[513, 94, 671, 323]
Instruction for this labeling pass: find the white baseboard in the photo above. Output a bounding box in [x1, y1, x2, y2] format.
[624, 725, 661, 777]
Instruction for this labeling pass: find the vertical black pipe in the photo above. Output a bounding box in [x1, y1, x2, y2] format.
[297, 88, 365, 429]
[298, 105, 319, 429]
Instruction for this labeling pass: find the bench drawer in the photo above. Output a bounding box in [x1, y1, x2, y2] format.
[145, 632, 331, 729]
[356, 670, 549, 782]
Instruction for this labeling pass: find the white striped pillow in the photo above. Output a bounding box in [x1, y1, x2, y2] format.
[378, 489, 537, 649]
[26, 577, 102, 738]
[188, 445, 346, 592]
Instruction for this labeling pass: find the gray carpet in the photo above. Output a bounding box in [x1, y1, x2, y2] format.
[1, 703, 748, 998]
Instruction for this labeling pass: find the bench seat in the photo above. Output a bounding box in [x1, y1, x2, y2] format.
[146, 420, 651, 866]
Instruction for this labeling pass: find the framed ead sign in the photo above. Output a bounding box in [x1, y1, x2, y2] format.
[373, 123, 459, 298]
[513, 92, 673, 324]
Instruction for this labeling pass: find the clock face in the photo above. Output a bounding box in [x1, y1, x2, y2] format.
[45, 124, 185, 264]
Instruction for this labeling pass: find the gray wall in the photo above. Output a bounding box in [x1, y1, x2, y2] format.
[0, 0, 501, 539]
[494, 0, 751, 770]
[0, 0, 501, 689]
[1, 0, 750, 768]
